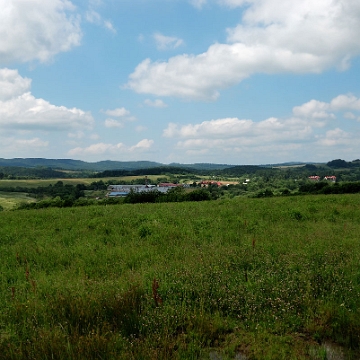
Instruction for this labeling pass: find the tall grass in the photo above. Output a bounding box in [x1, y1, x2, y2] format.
[1, 194, 360, 359]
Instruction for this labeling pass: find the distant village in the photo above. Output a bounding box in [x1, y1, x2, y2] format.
[106, 181, 218, 197]
[308, 175, 336, 182]
[106, 175, 337, 197]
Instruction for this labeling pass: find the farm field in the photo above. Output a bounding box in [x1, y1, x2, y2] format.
[0, 192, 36, 211]
[1, 194, 360, 359]
[0, 177, 151, 188]
[0, 175, 235, 190]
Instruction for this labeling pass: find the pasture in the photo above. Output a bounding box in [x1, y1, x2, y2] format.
[0, 192, 36, 211]
[1, 194, 360, 359]
[0, 178, 107, 188]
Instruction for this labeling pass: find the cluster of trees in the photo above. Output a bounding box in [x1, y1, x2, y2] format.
[0, 167, 66, 179]
[0, 181, 85, 201]
[124, 187, 212, 204]
[94, 166, 195, 178]
[299, 181, 360, 195]
[327, 159, 360, 168]
[17, 187, 212, 210]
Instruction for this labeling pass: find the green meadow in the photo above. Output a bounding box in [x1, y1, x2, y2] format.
[0, 192, 36, 211]
[0, 176, 168, 189]
[1, 194, 360, 359]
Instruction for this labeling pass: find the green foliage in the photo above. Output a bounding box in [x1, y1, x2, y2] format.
[0, 181, 85, 201]
[0, 166, 66, 179]
[95, 166, 194, 178]
[124, 188, 211, 204]
[185, 188, 212, 201]
[255, 188, 274, 198]
[299, 181, 360, 195]
[327, 159, 352, 168]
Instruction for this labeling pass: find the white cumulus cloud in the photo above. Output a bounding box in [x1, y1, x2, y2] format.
[0, 136, 49, 157]
[68, 139, 154, 157]
[153, 32, 184, 50]
[103, 107, 136, 126]
[104, 107, 130, 117]
[0, 0, 82, 65]
[189, 0, 207, 9]
[162, 93, 360, 162]
[330, 94, 360, 111]
[15, 137, 49, 149]
[317, 128, 352, 146]
[104, 20, 116, 34]
[104, 119, 124, 128]
[0, 68, 31, 101]
[86, 9, 116, 34]
[292, 100, 334, 120]
[293, 94, 360, 120]
[144, 99, 168, 108]
[130, 139, 154, 151]
[0, 69, 94, 131]
[127, 0, 360, 101]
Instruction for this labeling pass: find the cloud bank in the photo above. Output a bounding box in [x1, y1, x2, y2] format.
[163, 94, 360, 163]
[68, 139, 154, 158]
[127, 0, 360, 101]
[0, 68, 94, 131]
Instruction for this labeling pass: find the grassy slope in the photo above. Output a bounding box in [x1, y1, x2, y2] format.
[1, 195, 360, 359]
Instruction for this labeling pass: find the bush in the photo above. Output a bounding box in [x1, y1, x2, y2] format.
[185, 189, 211, 201]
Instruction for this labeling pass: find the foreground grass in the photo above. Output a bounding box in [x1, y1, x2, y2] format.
[1, 194, 360, 359]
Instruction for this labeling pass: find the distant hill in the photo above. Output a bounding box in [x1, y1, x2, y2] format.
[0, 158, 163, 171]
[0, 166, 66, 179]
[262, 162, 308, 168]
[0, 157, 358, 174]
[0, 158, 233, 172]
[219, 165, 266, 176]
[0, 158, 88, 170]
[168, 163, 233, 171]
[94, 166, 198, 178]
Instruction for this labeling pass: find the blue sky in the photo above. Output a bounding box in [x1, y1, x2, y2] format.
[1, 0, 360, 165]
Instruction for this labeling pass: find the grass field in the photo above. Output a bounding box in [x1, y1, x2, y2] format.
[0, 176, 171, 189]
[1, 194, 360, 359]
[0, 192, 36, 211]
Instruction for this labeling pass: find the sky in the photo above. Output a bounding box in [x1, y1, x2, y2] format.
[1, 0, 360, 165]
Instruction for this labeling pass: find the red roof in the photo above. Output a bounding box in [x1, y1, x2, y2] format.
[158, 183, 179, 187]
[200, 180, 222, 186]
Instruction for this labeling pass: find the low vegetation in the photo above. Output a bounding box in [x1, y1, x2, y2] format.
[0, 192, 36, 211]
[1, 194, 360, 359]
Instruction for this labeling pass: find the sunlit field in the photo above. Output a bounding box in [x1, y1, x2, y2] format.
[1, 194, 360, 359]
[0, 192, 36, 211]
[0, 178, 133, 188]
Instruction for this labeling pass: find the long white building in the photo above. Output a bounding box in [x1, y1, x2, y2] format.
[107, 184, 179, 197]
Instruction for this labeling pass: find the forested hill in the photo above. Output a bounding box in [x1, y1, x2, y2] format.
[168, 163, 233, 171]
[0, 158, 234, 172]
[95, 166, 196, 178]
[0, 167, 66, 179]
[0, 158, 163, 171]
[1, 157, 360, 179]
[91, 165, 275, 178]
